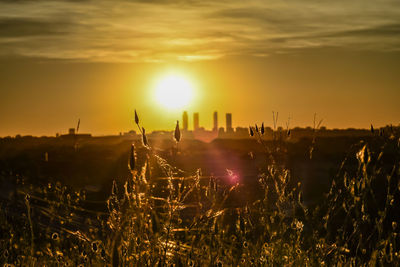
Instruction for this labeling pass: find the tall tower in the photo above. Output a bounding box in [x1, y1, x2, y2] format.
[182, 111, 188, 131]
[226, 113, 233, 133]
[213, 111, 218, 131]
[193, 113, 199, 131]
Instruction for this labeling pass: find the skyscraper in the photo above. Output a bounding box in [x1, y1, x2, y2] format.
[193, 112, 199, 131]
[182, 111, 188, 131]
[226, 113, 233, 132]
[213, 111, 218, 131]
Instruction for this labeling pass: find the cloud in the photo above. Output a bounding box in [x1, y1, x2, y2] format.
[324, 23, 400, 38]
[0, 18, 70, 37]
[0, 0, 399, 62]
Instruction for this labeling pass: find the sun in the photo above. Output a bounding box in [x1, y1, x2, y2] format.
[154, 74, 195, 110]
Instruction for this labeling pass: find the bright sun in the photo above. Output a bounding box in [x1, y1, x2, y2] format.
[154, 74, 195, 109]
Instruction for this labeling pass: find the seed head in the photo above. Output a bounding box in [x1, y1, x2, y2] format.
[134, 110, 139, 125]
[261, 123, 265, 135]
[174, 120, 181, 142]
[371, 124, 374, 134]
[111, 180, 118, 195]
[249, 126, 254, 137]
[255, 124, 259, 133]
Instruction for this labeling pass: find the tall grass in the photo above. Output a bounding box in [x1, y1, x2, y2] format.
[0, 117, 399, 266]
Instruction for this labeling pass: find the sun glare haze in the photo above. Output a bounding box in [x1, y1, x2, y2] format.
[154, 74, 195, 110]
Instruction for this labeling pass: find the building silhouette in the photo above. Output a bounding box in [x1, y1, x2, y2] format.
[182, 111, 188, 131]
[213, 111, 218, 132]
[226, 113, 233, 133]
[60, 127, 91, 139]
[193, 113, 199, 131]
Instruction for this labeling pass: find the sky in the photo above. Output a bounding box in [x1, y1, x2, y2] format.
[0, 0, 399, 136]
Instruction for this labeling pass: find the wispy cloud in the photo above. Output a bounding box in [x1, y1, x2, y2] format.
[0, 0, 399, 62]
[0, 18, 70, 37]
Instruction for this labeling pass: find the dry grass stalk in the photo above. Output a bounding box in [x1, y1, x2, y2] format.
[142, 127, 148, 147]
[129, 144, 136, 173]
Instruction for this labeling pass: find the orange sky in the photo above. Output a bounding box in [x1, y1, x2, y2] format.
[0, 0, 399, 136]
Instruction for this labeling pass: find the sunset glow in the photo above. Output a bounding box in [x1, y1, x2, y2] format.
[0, 0, 399, 136]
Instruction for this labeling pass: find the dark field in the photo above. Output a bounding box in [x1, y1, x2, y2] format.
[1, 131, 399, 265]
[0, 135, 375, 200]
